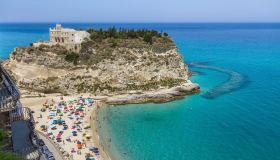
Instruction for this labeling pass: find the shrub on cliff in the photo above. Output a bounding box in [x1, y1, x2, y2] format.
[65, 52, 79, 65]
[143, 34, 153, 44]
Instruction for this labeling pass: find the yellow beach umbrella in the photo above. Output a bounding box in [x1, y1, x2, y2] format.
[84, 124, 91, 129]
[85, 134, 91, 139]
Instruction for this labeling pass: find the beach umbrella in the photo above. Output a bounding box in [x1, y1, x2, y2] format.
[89, 146, 94, 151]
[49, 120, 54, 125]
[75, 120, 81, 124]
[51, 125, 56, 130]
[72, 131, 77, 136]
[85, 134, 91, 139]
[93, 150, 99, 153]
[53, 120, 58, 124]
[77, 143, 82, 149]
[84, 124, 91, 129]
[47, 130, 52, 134]
[63, 125, 68, 130]
[56, 134, 62, 139]
[66, 136, 71, 141]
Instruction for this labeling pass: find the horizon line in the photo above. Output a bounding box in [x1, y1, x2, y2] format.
[1, 21, 280, 24]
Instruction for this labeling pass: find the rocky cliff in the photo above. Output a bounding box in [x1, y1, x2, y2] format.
[5, 29, 199, 103]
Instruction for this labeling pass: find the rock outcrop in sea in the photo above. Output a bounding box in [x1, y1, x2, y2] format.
[4, 28, 199, 104]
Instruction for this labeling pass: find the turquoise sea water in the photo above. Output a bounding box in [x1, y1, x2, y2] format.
[1, 23, 280, 160]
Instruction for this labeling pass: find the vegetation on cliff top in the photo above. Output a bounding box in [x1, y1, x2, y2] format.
[77, 27, 176, 65]
[87, 27, 168, 44]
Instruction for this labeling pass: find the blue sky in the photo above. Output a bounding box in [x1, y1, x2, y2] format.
[0, 0, 279, 22]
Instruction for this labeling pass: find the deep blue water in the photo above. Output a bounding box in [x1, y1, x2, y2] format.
[1, 23, 280, 160]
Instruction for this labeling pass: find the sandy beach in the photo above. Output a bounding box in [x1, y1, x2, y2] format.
[21, 94, 111, 160]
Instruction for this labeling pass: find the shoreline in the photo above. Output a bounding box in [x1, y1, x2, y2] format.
[91, 102, 112, 160]
[20, 81, 200, 105]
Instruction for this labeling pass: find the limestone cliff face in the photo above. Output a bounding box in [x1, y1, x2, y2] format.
[6, 37, 190, 96]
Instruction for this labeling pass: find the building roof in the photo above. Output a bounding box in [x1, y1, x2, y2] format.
[49, 24, 76, 32]
[11, 120, 33, 153]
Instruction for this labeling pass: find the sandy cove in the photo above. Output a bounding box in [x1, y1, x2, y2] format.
[20, 81, 199, 160]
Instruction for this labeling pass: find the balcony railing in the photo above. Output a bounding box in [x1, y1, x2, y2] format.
[0, 64, 20, 95]
[0, 87, 17, 111]
[0, 63, 20, 112]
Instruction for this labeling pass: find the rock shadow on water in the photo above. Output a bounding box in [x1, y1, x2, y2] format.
[142, 115, 160, 122]
[189, 62, 250, 99]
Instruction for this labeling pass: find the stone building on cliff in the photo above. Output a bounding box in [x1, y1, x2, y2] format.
[34, 24, 90, 52]
[49, 24, 89, 45]
[49, 24, 90, 52]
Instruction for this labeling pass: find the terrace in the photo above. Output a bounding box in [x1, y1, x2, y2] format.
[0, 63, 53, 159]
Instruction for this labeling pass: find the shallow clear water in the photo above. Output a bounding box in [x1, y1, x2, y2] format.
[1, 23, 280, 160]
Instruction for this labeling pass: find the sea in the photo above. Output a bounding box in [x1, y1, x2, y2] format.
[1, 23, 280, 160]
